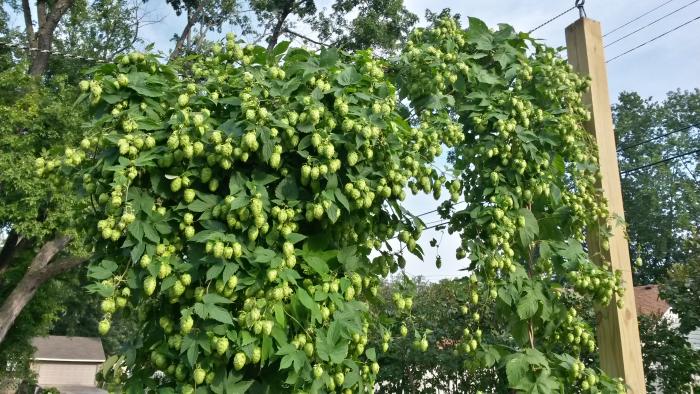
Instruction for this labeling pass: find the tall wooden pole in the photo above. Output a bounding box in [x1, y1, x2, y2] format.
[565, 18, 646, 393]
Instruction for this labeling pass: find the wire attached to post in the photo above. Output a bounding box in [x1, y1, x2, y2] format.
[576, 0, 587, 18]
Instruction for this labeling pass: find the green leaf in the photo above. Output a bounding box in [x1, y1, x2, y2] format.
[295, 288, 318, 312]
[128, 221, 144, 242]
[337, 66, 361, 86]
[467, 17, 494, 51]
[203, 293, 233, 304]
[337, 247, 359, 272]
[518, 208, 539, 248]
[284, 233, 306, 244]
[319, 48, 339, 67]
[206, 304, 234, 325]
[206, 264, 225, 281]
[334, 189, 350, 211]
[143, 222, 160, 243]
[516, 290, 539, 320]
[189, 198, 217, 212]
[505, 353, 530, 387]
[253, 247, 276, 263]
[316, 322, 348, 364]
[272, 41, 291, 57]
[305, 256, 329, 276]
[326, 203, 340, 223]
[275, 176, 299, 201]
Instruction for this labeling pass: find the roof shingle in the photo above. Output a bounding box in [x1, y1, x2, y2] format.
[32, 336, 106, 362]
[633, 285, 670, 317]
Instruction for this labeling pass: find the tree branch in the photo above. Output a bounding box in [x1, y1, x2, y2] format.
[170, 2, 205, 61]
[267, 1, 293, 52]
[37, 0, 47, 32]
[282, 28, 327, 47]
[27, 235, 72, 273]
[21, 0, 35, 46]
[0, 231, 33, 278]
[0, 235, 81, 344]
[38, 256, 87, 281]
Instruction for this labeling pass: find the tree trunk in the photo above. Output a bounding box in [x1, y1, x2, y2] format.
[0, 230, 32, 278]
[170, 2, 204, 61]
[0, 236, 85, 344]
[27, 0, 74, 76]
[267, 3, 293, 52]
[20, 0, 34, 48]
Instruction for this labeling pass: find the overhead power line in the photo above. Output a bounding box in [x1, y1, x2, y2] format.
[605, 0, 700, 48]
[528, 6, 577, 34]
[606, 15, 700, 62]
[620, 148, 700, 175]
[617, 123, 700, 152]
[604, 0, 678, 37]
[414, 201, 466, 218]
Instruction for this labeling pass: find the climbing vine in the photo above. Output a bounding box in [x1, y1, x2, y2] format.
[40, 16, 627, 393]
[396, 17, 626, 392]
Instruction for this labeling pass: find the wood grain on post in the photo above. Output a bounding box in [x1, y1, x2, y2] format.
[565, 18, 646, 393]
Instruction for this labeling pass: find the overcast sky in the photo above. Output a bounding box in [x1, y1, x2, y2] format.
[8, 0, 698, 280]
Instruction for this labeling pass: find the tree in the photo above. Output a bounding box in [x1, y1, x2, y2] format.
[612, 90, 700, 284]
[248, 0, 417, 52]
[164, 0, 252, 60]
[659, 237, 700, 335]
[0, 0, 150, 350]
[0, 66, 89, 382]
[637, 314, 700, 392]
[48, 0, 162, 81]
[373, 278, 506, 393]
[308, 0, 418, 52]
[11, 0, 78, 76]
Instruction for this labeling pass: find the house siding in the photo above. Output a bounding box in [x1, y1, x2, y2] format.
[32, 361, 100, 387]
[688, 328, 700, 350]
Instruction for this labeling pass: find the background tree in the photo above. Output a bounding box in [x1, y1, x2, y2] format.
[613, 89, 700, 284]
[165, 0, 252, 59]
[637, 314, 700, 392]
[372, 278, 505, 393]
[303, 0, 418, 52]
[49, 0, 163, 80]
[659, 236, 700, 334]
[0, 0, 150, 351]
[0, 65, 86, 382]
[248, 0, 417, 52]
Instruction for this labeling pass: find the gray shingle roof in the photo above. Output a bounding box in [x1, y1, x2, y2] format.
[32, 336, 106, 362]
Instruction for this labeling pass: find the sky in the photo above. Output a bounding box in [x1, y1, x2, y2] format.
[6, 0, 699, 280]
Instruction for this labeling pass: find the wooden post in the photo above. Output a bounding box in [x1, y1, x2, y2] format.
[565, 18, 646, 393]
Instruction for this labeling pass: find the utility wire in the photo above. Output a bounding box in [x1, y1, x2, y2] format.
[620, 148, 700, 175]
[605, 0, 700, 48]
[617, 123, 700, 151]
[528, 6, 577, 34]
[414, 200, 466, 218]
[604, 0, 678, 37]
[606, 15, 700, 62]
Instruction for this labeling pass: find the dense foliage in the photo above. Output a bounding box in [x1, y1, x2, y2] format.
[612, 90, 700, 284]
[395, 17, 625, 392]
[373, 279, 505, 393]
[638, 314, 700, 393]
[0, 66, 84, 382]
[41, 16, 628, 393]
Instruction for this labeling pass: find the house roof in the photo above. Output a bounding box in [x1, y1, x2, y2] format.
[633, 285, 670, 317]
[32, 336, 106, 363]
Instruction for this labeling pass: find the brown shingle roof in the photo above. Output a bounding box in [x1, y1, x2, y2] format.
[32, 336, 106, 362]
[634, 285, 670, 317]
